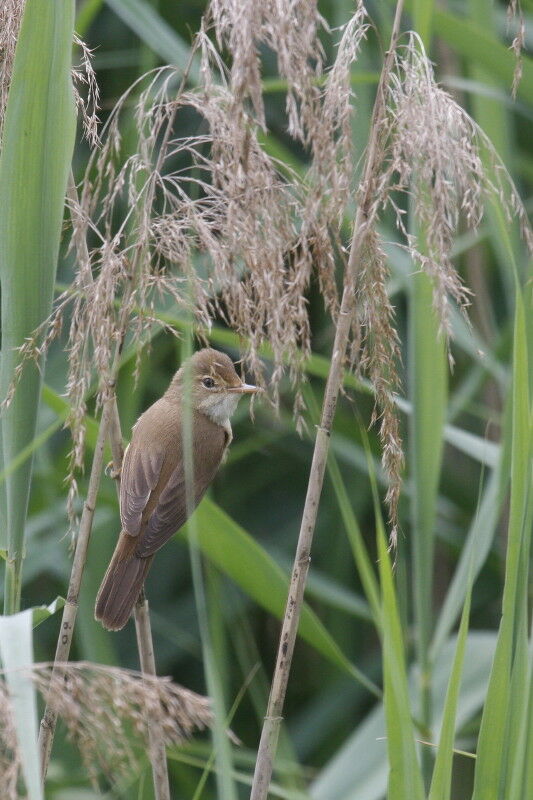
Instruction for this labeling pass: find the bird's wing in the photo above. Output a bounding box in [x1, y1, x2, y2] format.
[119, 442, 165, 536]
[133, 464, 188, 556]
[134, 420, 226, 558]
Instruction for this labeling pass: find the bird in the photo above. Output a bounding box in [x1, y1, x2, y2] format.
[95, 347, 259, 630]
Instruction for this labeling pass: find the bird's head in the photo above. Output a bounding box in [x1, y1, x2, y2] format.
[170, 348, 260, 425]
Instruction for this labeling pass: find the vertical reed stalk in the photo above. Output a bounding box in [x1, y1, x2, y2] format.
[249, 3, 405, 797]
[38, 390, 114, 777]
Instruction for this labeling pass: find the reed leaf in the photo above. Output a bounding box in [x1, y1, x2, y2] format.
[0, 0, 76, 612]
[471, 282, 532, 799]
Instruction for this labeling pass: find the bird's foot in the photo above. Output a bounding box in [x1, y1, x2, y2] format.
[105, 460, 121, 480]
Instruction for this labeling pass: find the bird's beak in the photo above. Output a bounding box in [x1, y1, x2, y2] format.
[228, 383, 261, 394]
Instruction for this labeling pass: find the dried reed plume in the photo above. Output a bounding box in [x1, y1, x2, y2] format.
[72, 35, 101, 147]
[2, 662, 212, 795]
[348, 31, 532, 531]
[507, 0, 525, 97]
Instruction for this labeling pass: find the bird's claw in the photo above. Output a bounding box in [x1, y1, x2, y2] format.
[105, 460, 121, 480]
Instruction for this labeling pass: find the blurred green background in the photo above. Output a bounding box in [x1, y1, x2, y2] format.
[1, 0, 532, 798]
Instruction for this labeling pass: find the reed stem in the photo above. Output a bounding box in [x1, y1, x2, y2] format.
[249, 3, 405, 796]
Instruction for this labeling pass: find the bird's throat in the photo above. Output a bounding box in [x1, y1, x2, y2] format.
[198, 392, 240, 428]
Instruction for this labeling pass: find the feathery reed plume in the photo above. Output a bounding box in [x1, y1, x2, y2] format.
[507, 0, 525, 97]
[0, 0, 25, 141]
[346, 32, 533, 528]
[2, 662, 211, 795]
[210, 0, 326, 137]
[72, 35, 100, 147]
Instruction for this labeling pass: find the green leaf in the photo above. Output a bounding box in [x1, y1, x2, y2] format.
[105, 0, 200, 83]
[431, 465, 503, 659]
[472, 285, 532, 800]
[413, 0, 434, 46]
[181, 498, 380, 695]
[377, 527, 425, 800]
[428, 552, 474, 800]
[0, 609, 42, 800]
[0, 0, 76, 610]
[32, 596, 66, 628]
[433, 7, 533, 104]
[408, 263, 447, 764]
[504, 606, 530, 800]
[310, 633, 497, 800]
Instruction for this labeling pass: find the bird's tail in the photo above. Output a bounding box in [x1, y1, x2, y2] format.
[94, 532, 153, 631]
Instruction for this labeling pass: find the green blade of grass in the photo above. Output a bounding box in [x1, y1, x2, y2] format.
[363, 428, 424, 800]
[504, 604, 531, 800]
[519, 624, 533, 800]
[431, 464, 502, 659]
[0, 0, 76, 612]
[467, 0, 518, 306]
[428, 544, 474, 800]
[377, 525, 425, 800]
[310, 631, 497, 800]
[408, 263, 447, 777]
[105, 0, 200, 83]
[471, 283, 532, 800]
[31, 597, 65, 628]
[413, 0, 434, 49]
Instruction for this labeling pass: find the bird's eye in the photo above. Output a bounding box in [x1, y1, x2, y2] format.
[202, 377, 215, 389]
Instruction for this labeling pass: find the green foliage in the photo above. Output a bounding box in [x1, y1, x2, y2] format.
[0, 0, 76, 612]
[0, 0, 532, 798]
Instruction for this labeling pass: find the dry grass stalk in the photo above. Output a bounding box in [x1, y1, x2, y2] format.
[0, 662, 211, 796]
[133, 593, 171, 799]
[38, 391, 115, 778]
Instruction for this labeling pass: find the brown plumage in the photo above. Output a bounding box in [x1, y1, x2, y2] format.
[95, 348, 258, 631]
